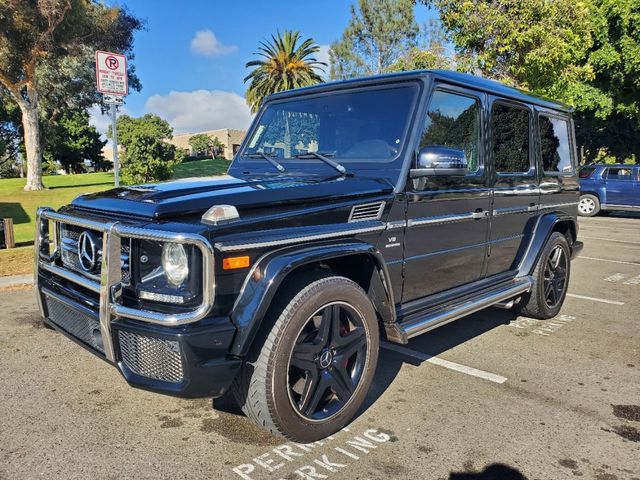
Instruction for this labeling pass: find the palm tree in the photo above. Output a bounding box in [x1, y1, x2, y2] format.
[244, 31, 327, 113]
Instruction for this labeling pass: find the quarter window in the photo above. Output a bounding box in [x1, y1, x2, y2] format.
[578, 166, 596, 179]
[606, 168, 634, 180]
[420, 90, 481, 173]
[539, 115, 573, 173]
[492, 103, 531, 173]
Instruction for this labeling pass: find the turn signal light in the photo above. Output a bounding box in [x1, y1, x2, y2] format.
[222, 256, 250, 270]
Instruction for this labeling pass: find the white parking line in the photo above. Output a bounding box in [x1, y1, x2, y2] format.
[577, 256, 640, 266]
[566, 293, 625, 305]
[581, 236, 640, 245]
[380, 341, 508, 384]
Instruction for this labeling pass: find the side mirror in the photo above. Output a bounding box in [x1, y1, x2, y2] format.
[410, 146, 469, 178]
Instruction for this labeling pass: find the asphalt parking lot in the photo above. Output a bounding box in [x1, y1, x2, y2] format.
[1, 214, 639, 480]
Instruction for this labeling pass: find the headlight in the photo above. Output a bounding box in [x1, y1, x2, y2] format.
[161, 243, 189, 286]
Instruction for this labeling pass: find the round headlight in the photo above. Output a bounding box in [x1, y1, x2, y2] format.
[161, 243, 189, 286]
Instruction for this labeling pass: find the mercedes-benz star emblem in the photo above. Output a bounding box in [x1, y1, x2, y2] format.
[319, 350, 333, 369]
[77, 231, 98, 272]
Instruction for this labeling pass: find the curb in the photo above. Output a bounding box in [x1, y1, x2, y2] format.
[0, 274, 34, 289]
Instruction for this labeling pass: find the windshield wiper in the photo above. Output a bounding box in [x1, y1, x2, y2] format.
[293, 151, 347, 175]
[245, 152, 286, 172]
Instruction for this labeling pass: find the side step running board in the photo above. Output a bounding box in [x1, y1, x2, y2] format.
[388, 276, 533, 344]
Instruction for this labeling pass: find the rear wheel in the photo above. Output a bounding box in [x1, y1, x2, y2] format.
[515, 232, 571, 319]
[578, 194, 600, 217]
[231, 275, 379, 442]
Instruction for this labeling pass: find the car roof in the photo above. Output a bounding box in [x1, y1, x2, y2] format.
[267, 69, 571, 113]
[585, 164, 638, 168]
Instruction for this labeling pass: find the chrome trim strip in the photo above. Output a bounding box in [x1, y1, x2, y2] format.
[602, 204, 640, 211]
[401, 276, 533, 339]
[36, 209, 215, 329]
[539, 202, 579, 210]
[215, 224, 386, 252]
[493, 206, 531, 216]
[348, 201, 386, 223]
[408, 212, 475, 227]
[385, 220, 407, 230]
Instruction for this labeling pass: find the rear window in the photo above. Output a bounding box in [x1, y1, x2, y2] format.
[539, 115, 573, 173]
[578, 166, 596, 179]
[606, 167, 634, 180]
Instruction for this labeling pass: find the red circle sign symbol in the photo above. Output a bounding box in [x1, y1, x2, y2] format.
[105, 55, 119, 70]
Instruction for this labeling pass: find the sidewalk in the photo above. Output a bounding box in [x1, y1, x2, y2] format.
[0, 274, 33, 289]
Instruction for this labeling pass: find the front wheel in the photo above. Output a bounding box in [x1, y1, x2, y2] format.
[231, 275, 379, 442]
[515, 232, 571, 319]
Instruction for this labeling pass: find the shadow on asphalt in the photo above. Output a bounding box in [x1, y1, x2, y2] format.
[449, 463, 528, 479]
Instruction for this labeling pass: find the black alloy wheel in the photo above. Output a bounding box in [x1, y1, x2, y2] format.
[287, 301, 368, 421]
[543, 245, 568, 308]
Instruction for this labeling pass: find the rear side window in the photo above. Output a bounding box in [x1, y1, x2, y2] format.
[578, 166, 596, 179]
[492, 103, 531, 173]
[606, 168, 634, 180]
[539, 115, 573, 173]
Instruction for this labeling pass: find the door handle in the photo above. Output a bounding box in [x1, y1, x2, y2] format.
[471, 209, 489, 219]
[527, 204, 539, 212]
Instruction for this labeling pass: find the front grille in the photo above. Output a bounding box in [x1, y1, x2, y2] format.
[118, 331, 184, 383]
[45, 294, 104, 353]
[59, 224, 131, 284]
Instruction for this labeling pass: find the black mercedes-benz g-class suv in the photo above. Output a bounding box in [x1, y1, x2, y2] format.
[35, 70, 583, 442]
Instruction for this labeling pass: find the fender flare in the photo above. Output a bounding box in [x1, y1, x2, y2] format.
[229, 240, 395, 356]
[517, 213, 577, 276]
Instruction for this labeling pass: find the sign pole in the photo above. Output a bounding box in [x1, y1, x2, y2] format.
[111, 103, 120, 188]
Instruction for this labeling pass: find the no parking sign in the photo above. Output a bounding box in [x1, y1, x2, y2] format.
[95, 50, 128, 96]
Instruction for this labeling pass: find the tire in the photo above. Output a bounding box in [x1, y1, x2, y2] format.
[578, 194, 600, 217]
[515, 232, 571, 320]
[231, 275, 379, 442]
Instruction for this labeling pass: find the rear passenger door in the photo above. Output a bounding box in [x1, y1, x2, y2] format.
[486, 99, 540, 277]
[605, 167, 637, 206]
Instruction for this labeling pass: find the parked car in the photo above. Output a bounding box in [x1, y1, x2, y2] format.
[578, 164, 640, 216]
[34, 70, 583, 442]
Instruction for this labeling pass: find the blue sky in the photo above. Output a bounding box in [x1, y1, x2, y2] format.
[92, 0, 437, 136]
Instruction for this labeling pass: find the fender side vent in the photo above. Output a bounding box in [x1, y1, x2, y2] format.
[349, 202, 385, 222]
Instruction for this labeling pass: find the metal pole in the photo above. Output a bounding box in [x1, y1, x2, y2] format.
[111, 103, 120, 188]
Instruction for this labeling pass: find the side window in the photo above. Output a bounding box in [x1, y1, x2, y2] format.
[420, 90, 481, 173]
[492, 103, 531, 174]
[606, 168, 634, 180]
[578, 166, 596, 179]
[539, 115, 573, 173]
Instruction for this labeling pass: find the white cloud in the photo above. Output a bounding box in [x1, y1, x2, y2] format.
[190, 30, 237, 57]
[144, 89, 253, 134]
[316, 44, 331, 78]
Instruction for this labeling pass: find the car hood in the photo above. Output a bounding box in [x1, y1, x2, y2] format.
[71, 174, 394, 220]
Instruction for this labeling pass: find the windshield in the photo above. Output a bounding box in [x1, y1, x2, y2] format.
[241, 84, 418, 164]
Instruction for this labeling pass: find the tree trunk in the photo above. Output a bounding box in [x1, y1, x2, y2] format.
[17, 86, 45, 191]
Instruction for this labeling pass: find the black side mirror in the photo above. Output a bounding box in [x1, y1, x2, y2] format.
[410, 146, 469, 178]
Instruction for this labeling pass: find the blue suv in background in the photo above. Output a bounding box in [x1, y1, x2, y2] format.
[578, 164, 640, 216]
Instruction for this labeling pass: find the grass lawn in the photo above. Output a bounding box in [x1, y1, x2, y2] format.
[0, 158, 230, 277]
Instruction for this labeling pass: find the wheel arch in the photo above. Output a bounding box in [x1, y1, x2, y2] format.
[228, 241, 395, 357]
[518, 213, 577, 276]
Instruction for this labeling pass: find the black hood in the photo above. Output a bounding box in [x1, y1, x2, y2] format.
[71, 174, 394, 220]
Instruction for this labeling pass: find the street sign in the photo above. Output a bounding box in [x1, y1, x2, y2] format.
[95, 50, 128, 96]
[103, 94, 124, 105]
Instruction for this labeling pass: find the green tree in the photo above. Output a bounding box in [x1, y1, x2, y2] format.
[45, 110, 105, 173]
[425, 0, 640, 163]
[330, 0, 419, 79]
[0, 0, 142, 190]
[188, 133, 213, 157]
[244, 30, 326, 113]
[110, 114, 184, 185]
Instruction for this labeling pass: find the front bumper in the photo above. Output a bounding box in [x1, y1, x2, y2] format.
[39, 284, 241, 398]
[35, 207, 241, 398]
